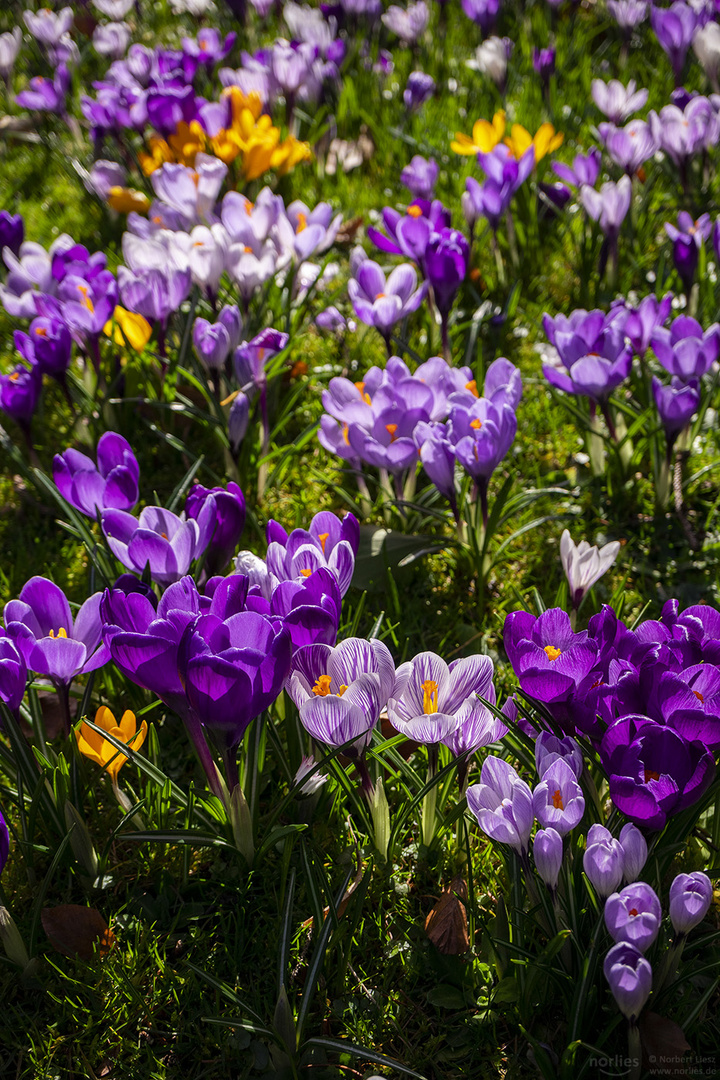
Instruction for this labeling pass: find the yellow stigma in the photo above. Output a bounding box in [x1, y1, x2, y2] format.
[422, 679, 439, 714]
[78, 284, 95, 312]
[9, 372, 19, 381]
[244, 245, 253, 253]
[465, 379, 479, 397]
[300, 568, 312, 577]
[544, 645, 562, 662]
[49, 627, 68, 639]
[342, 422, 350, 446]
[407, 204, 423, 218]
[312, 674, 347, 697]
[644, 768, 660, 783]
[297, 211, 307, 232]
[34, 326, 48, 337]
[318, 532, 330, 554]
[470, 418, 483, 429]
[551, 789, 564, 810]
[385, 423, 398, 441]
[693, 690, 704, 703]
[354, 380, 371, 405]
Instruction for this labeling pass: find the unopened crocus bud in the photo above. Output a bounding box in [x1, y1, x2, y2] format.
[293, 755, 328, 796]
[0, 907, 30, 969]
[619, 823, 647, 884]
[217, 305, 243, 353]
[584, 823, 625, 898]
[604, 882, 661, 952]
[535, 731, 583, 779]
[603, 942, 652, 1022]
[533, 827, 563, 891]
[228, 391, 250, 451]
[0, 210, 24, 258]
[560, 529, 621, 610]
[669, 871, 713, 936]
[193, 317, 231, 370]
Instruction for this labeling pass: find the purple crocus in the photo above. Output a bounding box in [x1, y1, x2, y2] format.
[600, 714, 715, 829]
[607, 0, 648, 31]
[460, 0, 499, 33]
[535, 731, 583, 779]
[381, 1, 430, 43]
[552, 149, 601, 190]
[650, 315, 720, 381]
[0, 631, 28, 715]
[15, 317, 71, 380]
[425, 227, 468, 319]
[0, 212, 23, 258]
[533, 827, 563, 891]
[3, 578, 107, 729]
[581, 176, 632, 241]
[619, 823, 648, 884]
[543, 334, 632, 404]
[448, 396, 518, 484]
[600, 120, 656, 175]
[0, 363, 42, 434]
[652, 376, 700, 448]
[533, 758, 585, 836]
[603, 943, 652, 1022]
[118, 265, 192, 330]
[264, 511, 359, 597]
[605, 882, 662, 952]
[404, 71, 434, 111]
[623, 293, 672, 357]
[584, 823, 625, 898]
[24, 7, 73, 46]
[400, 156, 439, 200]
[591, 79, 649, 124]
[533, 47, 555, 87]
[669, 871, 713, 935]
[53, 433, 140, 518]
[193, 318, 232, 371]
[185, 482, 246, 576]
[665, 212, 711, 292]
[466, 756, 534, 856]
[651, 1, 698, 84]
[387, 651, 494, 744]
[348, 258, 428, 350]
[16, 65, 70, 115]
[102, 506, 210, 586]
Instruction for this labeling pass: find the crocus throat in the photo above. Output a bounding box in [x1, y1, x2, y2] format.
[544, 645, 562, 662]
[422, 679, 438, 714]
[49, 627, 68, 639]
[551, 788, 564, 810]
[644, 768, 660, 783]
[628, 908, 638, 917]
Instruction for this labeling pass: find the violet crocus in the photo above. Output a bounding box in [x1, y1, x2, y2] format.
[600, 714, 715, 829]
[54, 433, 140, 518]
[591, 79, 649, 124]
[669, 871, 713, 935]
[533, 827, 563, 891]
[533, 47, 555, 87]
[584, 823, 625, 898]
[264, 511, 359, 597]
[460, 0, 499, 32]
[600, 120, 656, 175]
[651, 1, 698, 84]
[0, 363, 42, 436]
[15, 318, 71, 380]
[404, 71, 434, 111]
[0, 631, 28, 715]
[652, 376, 700, 449]
[286, 638, 397, 760]
[102, 506, 211, 586]
[400, 156, 439, 200]
[448, 396, 518, 504]
[552, 149, 601, 190]
[533, 758, 585, 836]
[348, 258, 428, 352]
[665, 212, 711, 292]
[466, 756, 534, 856]
[387, 651, 494, 744]
[535, 731, 583, 779]
[15, 65, 70, 116]
[543, 334, 632, 407]
[24, 7, 74, 46]
[185, 482, 246, 575]
[0, 212, 23, 258]
[623, 293, 672, 357]
[619, 823, 647, 884]
[425, 227, 468, 321]
[605, 882, 662, 952]
[603, 942, 652, 1022]
[193, 318, 232, 371]
[3, 577, 107, 732]
[560, 530, 621, 612]
[650, 315, 720, 381]
[581, 176, 632, 243]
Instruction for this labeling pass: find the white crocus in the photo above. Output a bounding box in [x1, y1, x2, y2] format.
[466, 37, 509, 88]
[694, 23, 720, 92]
[560, 529, 621, 611]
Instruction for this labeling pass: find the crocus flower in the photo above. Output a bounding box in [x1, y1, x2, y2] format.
[533, 827, 563, 891]
[348, 259, 428, 348]
[650, 315, 720, 381]
[381, 1, 429, 43]
[651, 2, 698, 83]
[560, 530, 621, 611]
[286, 638, 397, 756]
[603, 942, 652, 1021]
[400, 156, 439, 200]
[452, 110, 506, 157]
[0, 211, 23, 258]
[665, 212, 711, 292]
[76, 706, 148, 785]
[265, 511, 359, 597]
[605, 882, 662, 952]
[93, 21, 131, 59]
[533, 758, 585, 835]
[0, 363, 42, 431]
[581, 176, 632, 240]
[466, 756, 534, 856]
[0, 28, 22, 82]
[552, 149, 601, 190]
[693, 22, 720, 90]
[601, 714, 715, 829]
[543, 335, 632, 403]
[24, 7, 74, 45]
[388, 651, 494, 744]
[619, 823, 647, 884]
[404, 71, 434, 111]
[533, 47, 555, 86]
[185, 482, 246, 575]
[0, 631, 27, 714]
[591, 79, 649, 124]
[16, 65, 70, 115]
[426, 228, 468, 320]
[448, 396, 518, 484]
[467, 37, 512, 90]
[600, 120, 656, 175]
[584, 823, 625, 898]
[102, 506, 210, 586]
[460, 0, 499, 32]
[53, 433, 140, 519]
[623, 293, 672, 356]
[669, 871, 713, 935]
[193, 318, 231, 371]
[652, 376, 700, 445]
[535, 731, 583, 779]
[3, 577, 107, 713]
[607, 0, 648, 30]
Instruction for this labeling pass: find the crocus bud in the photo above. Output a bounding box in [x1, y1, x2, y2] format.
[0, 210, 24, 258]
[193, 317, 231, 370]
[185, 481, 246, 575]
[535, 731, 583, 779]
[583, 823, 624, 898]
[533, 827, 563, 891]
[0, 907, 30, 970]
[604, 882, 662, 952]
[217, 304, 243, 353]
[603, 942, 652, 1022]
[619, 823, 647, 884]
[669, 871, 713, 936]
[228, 391, 250, 451]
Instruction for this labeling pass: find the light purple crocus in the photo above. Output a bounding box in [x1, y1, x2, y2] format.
[624, 293, 672, 356]
[93, 21, 131, 60]
[387, 651, 495, 744]
[381, 1, 430, 43]
[581, 176, 632, 240]
[534, 827, 563, 891]
[599, 120, 656, 175]
[348, 258, 428, 349]
[53, 433, 140, 518]
[651, 2, 698, 84]
[652, 376, 700, 445]
[618, 823, 647, 884]
[0, 28, 22, 82]
[603, 942, 652, 1022]
[466, 756, 534, 856]
[650, 315, 720, 381]
[552, 149, 602, 190]
[584, 823, 625, 898]
[669, 871, 713, 935]
[264, 511, 359, 597]
[665, 212, 711, 292]
[401, 156, 439, 200]
[591, 79, 649, 124]
[102, 506, 211, 586]
[607, 0, 648, 31]
[16, 65, 70, 115]
[24, 7, 74, 46]
[533, 758, 585, 835]
[535, 731, 583, 779]
[605, 882, 662, 952]
[193, 318, 232, 371]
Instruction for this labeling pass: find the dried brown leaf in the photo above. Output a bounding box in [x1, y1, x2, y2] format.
[425, 877, 469, 955]
[640, 1011, 691, 1078]
[42, 905, 116, 961]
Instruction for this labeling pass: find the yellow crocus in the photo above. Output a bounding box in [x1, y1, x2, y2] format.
[76, 707, 148, 786]
[504, 122, 564, 162]
[274, 134, 312, 175]
[451, 110, 506, 156]
[103, 305, 152, 351]
[138, 135, 175, 176]
[167, 120, 207, 165]
[106, 186, 151, 215]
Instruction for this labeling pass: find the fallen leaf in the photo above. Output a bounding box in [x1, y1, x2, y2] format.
[425, 877, 469, 955]
[639, 1011, 691, 1078]
[335, 216, 364, 245]
[42, 905, 116, 961]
